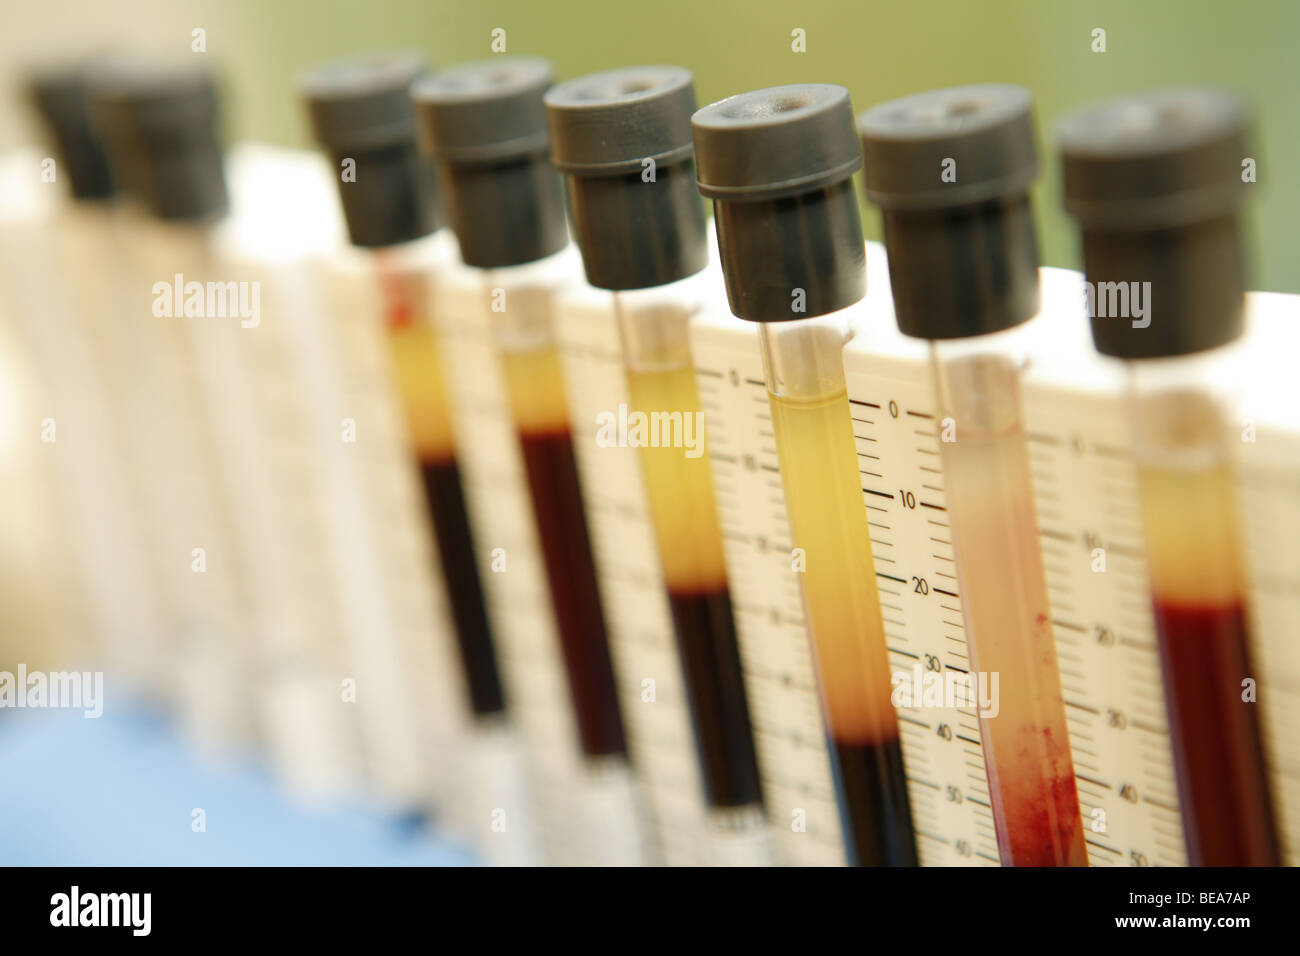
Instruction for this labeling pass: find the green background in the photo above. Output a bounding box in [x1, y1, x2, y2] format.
[209, 0, 1296, 292]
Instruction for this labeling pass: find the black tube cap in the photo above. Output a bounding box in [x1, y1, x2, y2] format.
[28, 62, 116, 200]
[299, 51, 440, 249]
[544, 65, 706, 290]
[859, 84, 1041, 340]
[90, 60, 227, 222]
[412, 57, 568, 269]
[1058, 88, 1253, 359]
[692, 85, 865, 322]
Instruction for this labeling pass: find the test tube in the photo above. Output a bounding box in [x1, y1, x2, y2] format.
[28, 63, 115, 202]
[858, 86, 1088, 866]
[692, 86, 918, 866]
[544, 66, 769, 858]
[27, 63, 166, 684]
[1059, 90, 1280, 865]
[89, 61, 253, 736]
[300, 53, 510, 724]
[412, 60, 633, 770]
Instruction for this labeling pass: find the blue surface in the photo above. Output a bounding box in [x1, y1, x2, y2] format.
[0, 707, 477, 866]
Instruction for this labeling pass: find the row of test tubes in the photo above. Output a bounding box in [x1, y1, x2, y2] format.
[15, 49, 1290, 867]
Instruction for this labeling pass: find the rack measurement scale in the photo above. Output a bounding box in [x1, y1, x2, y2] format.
[1239, 293, 1300, 865]
[210, 149, 365, 796]
[846, 257, 1189, 867]
[689, 244, 1221, 867]
[215, 147, 410, 797]
[691, 306, 846, 866]
[0, 152, 126, 674]
[841, 245, 997, 867]
[114, 211, 266, 752]
[556, 278, 710, 867]
[0, 152, 161, 686]
[1020, 269, 1187, 868]
[694, 245, 998, 865]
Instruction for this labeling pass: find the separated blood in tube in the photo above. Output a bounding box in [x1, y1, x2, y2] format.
[859, 86, 1087, 866]
[412, 59, 632, 765]
[499, 330, 626, 757]
[693, 86, 918, 865]
[625, 355, 762, 808]
[1135, 393, 1278, 864]
[545, 67, 767, 844]
[1060, 89, 1281, 865]
[301, 53, 509, 724]
[379, 260, 505, 716]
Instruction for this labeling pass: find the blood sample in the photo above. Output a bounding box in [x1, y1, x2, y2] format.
[692, 85, 919, 865]
[626, 358, 762, 807]
[382, 267, 505, 716]
[1060, 89, 1281, 865]
[765, 356, 916, 867]
[500, 339, 626, 757]
[545, 66, 769, 857]
[1137, 400, 1278, 864]
[859, 86, 1087, 866]
[412, 59, 631, 765]
[301, 53, 508, 721]
[302, 58, 553, 858]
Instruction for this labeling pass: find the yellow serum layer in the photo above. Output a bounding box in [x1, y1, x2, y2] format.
[500, 344, 571, 436]
[768, 388, 898, 745]
[387, 323, 456, 464]
[1137, 462, 1246, 607]
[625, 364, 728, 595]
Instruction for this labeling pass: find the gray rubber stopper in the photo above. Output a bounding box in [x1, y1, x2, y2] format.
[1057, 88, 1253, 359]
[89, 59, 227, 222]
[692, 85, 865, 322]
[858, 84, 1041, 340]
[411, 57, 568, 269]
[544, 65, 706, 290]
[29, 62, 116, 200]
[299, 51, 440, 248]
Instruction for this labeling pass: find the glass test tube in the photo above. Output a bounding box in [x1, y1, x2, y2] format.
[27, 62, 167, 686]
[543, 65, 770, 859]
[1129, 360, 1279, 865]
[930, 335, 1087, 865]
[1059, 88, 1280, 866]
[860, 85, 1087, 865]
[615, 285, 764, 819]
[693, 83, 919, 865]
[757, 310, 918, 865]
[90, 60, 258, 738]
[375, 253, 506, 720]
[414, 58, 648, 865]
[488, 266, 628, 761]
[300, 52, 512, 732]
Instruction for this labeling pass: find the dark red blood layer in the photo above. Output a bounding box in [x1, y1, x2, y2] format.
[990, 724, 1086, 867]
[830, 736, 919, 866]
[667, 586, 762, 808]
[1153, 600, 1280, 866]
[519, 428, 627, 758]
[418, 457, 506, 716]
